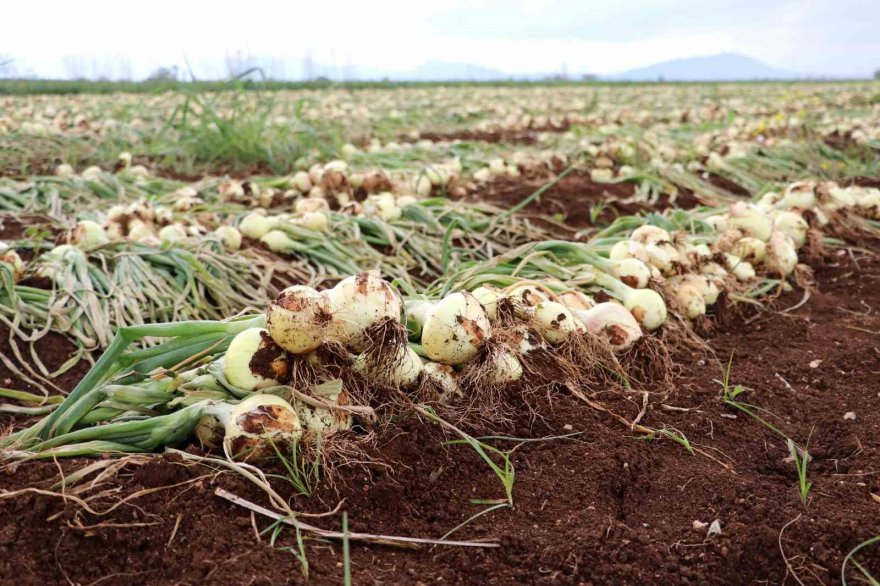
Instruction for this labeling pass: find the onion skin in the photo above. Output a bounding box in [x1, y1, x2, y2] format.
[422, 362, 462, 403]
[267, 285, 330, 354]
[421, 292, 491, 365]
[772, 211, 808, 248]
[472, 285, 502, 321]
[214, 226, 242, 250]
[574, 303, 642, 351]
[224, 328, 290, 391]
[504, 283, 549, 307]
[326, 273, 402, 352]
[223, 394, 302, 461]
[70, 220, 109, 249]
[533, 301, 583, 344]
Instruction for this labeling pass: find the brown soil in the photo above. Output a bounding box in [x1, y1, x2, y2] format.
[1, 246, 878, 585]
[416, 121, 572, 146]
[455, 171, 699, 230]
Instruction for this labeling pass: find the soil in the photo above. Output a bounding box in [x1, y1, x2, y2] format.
[0, 242, 877, 585]
[455, 171, 699, 230]
[2, 183, 879, 585]
[416, 121, 572, 146]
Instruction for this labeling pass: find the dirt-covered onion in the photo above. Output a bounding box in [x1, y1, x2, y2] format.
[326, 273, 402, 352]
[220, 394, 302, 461]
[267, 285, 330, 354]
[354, 345, 423, 389]
[296, 381, 353, 436]
[727, 202, 773, 242]
[504, 283, 549, 307]
[472, 285, 502, 321]
[532, 301, 583, 344]
[422, 362, 462, 403]
[767, 231, 799, 276]
[420, 292, 490, 365]
[159, 224, 187, 243]
[214, 226, 242, 250]
[574, 302, 642, 351]
[772, 211, 808, 248]
[70, 220, 109, 249]
[223, 328, 290, 391]
[668, 282, 706, 319]
[0, 244, 25, 280]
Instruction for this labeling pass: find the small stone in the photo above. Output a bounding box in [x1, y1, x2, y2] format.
[563, 424, 573, 431]
[693, 520, 708, 532]
[844, 411, 856, 421]
[707, 520, 722, 538]
[809, 360, 822, 369]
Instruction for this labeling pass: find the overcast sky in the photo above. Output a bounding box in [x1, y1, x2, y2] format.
[2, 0, 878, 79]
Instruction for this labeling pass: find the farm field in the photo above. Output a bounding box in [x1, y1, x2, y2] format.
[1, 81, 879, 585]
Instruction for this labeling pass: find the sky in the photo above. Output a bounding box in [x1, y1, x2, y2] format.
[1, 0, 878, 80]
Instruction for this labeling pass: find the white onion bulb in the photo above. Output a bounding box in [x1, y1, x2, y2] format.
[223, 328, 289, 391]
[267, 285, 330, 354]
[420, 292, 490, 365]
[326, 273, 402, 352]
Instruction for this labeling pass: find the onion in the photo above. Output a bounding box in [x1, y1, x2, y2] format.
[488, 158, 506, 174]
[731, 237, 766, 263]
[298, 211, 329, 232]
[559, 290, 594, 312]
[128, 220, 154, 242]
[363, 193, 402, 221]
[221, 394, 302, 461]
[630, 225, 671, 245]
[482, 347, 523, 385]
[223, 328, 290, 391]
[612, 258, 652, 288]
[668, 282, 706, 319]
[826, 185, 857, 210]
[295, 198, 330, 213]
[70, 220, 109, 249]
[609, 240, 649, 263]
[291, 171, 312, 193]
[767, 231, 798, 276]
[214, 226, 242, 250]
[159, 224, 187, 243]
[593, 272, 667, 330]
[670, 274, 719, 305]
[471, 285, 502, 321]
[532, 301, 583, 344]
[0, 244, 24, 280]
[239, 213, 276, 239]
[574, 302, 642, 351]
[420, 292, 490, 365]
[326, 273, 402, 352]
[757, 191, 781, 212]
[772, 211, 808, 248]
[782, 182, 816, 210]
[260, 230, 295, 253]
[645, 242, 680, 274]
[504, 283, 549, 307]
[422, 362, 462, 403]
[727, 202, 773, 242]
[354, 345, 423, 389]
[724, 254, 756, 281]
[296, 381, 352, 436]
[267, 285, 330, 354]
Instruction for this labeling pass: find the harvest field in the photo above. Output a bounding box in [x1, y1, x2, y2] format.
[1, 80, 879, 584]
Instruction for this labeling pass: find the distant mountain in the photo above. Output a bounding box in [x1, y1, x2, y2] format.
[604, 53, 801, 82]
[390, 60, 512, 82]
